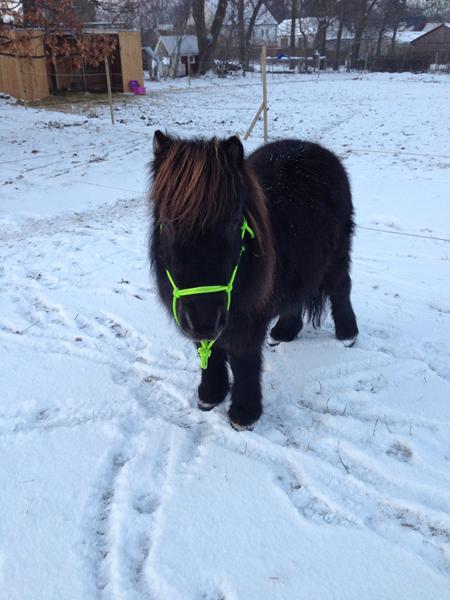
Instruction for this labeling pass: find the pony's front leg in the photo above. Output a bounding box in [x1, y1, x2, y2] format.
[197, 346, 229, 411]
[228, 332, 265, 430]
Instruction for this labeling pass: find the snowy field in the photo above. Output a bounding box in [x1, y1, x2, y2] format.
[0, 72, 449, 600]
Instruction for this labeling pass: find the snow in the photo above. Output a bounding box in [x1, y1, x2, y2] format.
[1, 72, 449, 599]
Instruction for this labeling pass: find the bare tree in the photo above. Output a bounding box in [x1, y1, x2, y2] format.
[238, 0, 245, 62]
[244, 0, 264, 51]
[290, 0, 298, 55]
[192, 0, 228, 73]
[348, 0, 379, 68]
[388, 0, 407, 55]
[238, 0, 264, 66]
[333, 0, 351, 69]
[1, 1, 118, 63]
[312, 0, 337, 56]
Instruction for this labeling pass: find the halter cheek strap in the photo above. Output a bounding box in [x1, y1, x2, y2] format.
[163, 217, 255, 369]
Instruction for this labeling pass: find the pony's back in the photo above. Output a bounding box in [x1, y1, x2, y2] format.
[247, 140, 355, 326]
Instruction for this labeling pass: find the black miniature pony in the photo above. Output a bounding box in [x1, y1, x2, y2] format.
[149, 131, 358, 430]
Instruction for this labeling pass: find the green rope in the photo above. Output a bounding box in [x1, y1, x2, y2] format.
[163, 217, 255, 369]
[198, 339, 215, 369]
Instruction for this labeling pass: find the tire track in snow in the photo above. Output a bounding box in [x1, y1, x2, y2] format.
[80, 420, 210, 600]
[80, 432, 136, 598]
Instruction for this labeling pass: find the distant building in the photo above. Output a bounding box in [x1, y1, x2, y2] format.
[251, 6, 279, 46]
[0, 27, 144, 101]
[373, 22, 450, 71]
[277, 18, 353, 52]
[411, 23, 450, 65]
[154, 35, 199, 77]
[219, 2, 279, 50]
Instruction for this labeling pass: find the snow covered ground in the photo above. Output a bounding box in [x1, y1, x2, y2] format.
[0, 72, 449, 600]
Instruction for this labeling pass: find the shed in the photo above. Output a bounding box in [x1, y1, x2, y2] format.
[411, 23, 450, 64]
[0, 30, 49, 101]
[0, 28, 144, 101]
[154, 35, 199, 77]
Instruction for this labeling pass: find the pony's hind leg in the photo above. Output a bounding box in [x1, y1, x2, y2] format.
[324, 267, 358, 346]
[269, 308, 303, 344]
[198, 346, 229, 411]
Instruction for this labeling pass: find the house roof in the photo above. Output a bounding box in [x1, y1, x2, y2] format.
[397, 23, 449, 45]
[212, 0, 278, 27]
[143, 46, 157, 58]
[250, 5, 278, 27]
[156, 35, 199, 56]
[420, 22, 450, 34]
[278, 17, 318, 37]
[395, 30, 428, 44]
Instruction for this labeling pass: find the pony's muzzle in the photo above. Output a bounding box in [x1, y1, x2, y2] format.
[179, 297, 227, 342]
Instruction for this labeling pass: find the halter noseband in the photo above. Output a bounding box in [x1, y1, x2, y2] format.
[163, 217, 255, 369]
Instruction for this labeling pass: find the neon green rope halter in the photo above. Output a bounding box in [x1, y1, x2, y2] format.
[164, 217, 255, 369]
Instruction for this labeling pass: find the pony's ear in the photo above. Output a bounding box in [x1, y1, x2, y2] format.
[222, 135, 244, 167]
[153, 130, 172, 156]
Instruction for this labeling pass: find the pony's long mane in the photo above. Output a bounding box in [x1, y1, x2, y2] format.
[151, 137, 275, 309]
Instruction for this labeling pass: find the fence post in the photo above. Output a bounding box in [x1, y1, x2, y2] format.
[261, 44, 268, 144]
[243, 44, 269, 142]
[243, 101, 264, 140]
[104, 56, 115, 125]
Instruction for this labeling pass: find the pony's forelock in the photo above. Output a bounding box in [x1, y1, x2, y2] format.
[151, 137, 241, 232]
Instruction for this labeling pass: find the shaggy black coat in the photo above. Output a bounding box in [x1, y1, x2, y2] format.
[150, 133, 358, 430]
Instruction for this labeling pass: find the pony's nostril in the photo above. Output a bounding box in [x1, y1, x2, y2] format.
[182, 306, 225, 340]
[184, 308, 195, 332]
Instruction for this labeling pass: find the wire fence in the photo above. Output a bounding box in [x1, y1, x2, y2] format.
[0, 139, 448, 169]
[1, 67, 448, 244]
[356, 226, 450, 243]
[64, 178, 450, 244]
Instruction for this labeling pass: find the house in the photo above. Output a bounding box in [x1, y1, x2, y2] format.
[219, 2, 278, 49]
[373, 22, 450, 71]
[277, 18, 353, 52]
[0, 27, 144, 101]
[154, 35, 199, 77]
[250, 6, 278, 45]
[277, 17, 318, 48]
[143, 46, 160, 79]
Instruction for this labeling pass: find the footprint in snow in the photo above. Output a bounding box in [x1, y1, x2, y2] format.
[387, 442, 413, 462]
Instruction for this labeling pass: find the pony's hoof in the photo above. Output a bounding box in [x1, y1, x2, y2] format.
[228, 405, 261, 431]
[340, 335, 357, 348]
[268, 336, 281, 347]
[230, 420, 254, 432]
[197, 398, 220, 412]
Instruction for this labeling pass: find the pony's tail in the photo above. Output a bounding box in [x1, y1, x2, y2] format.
[303, 291, 328, 328]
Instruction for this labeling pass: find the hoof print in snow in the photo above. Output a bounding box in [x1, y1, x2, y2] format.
[133, 493, 160, 515]
[387, 442, 413, 462]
